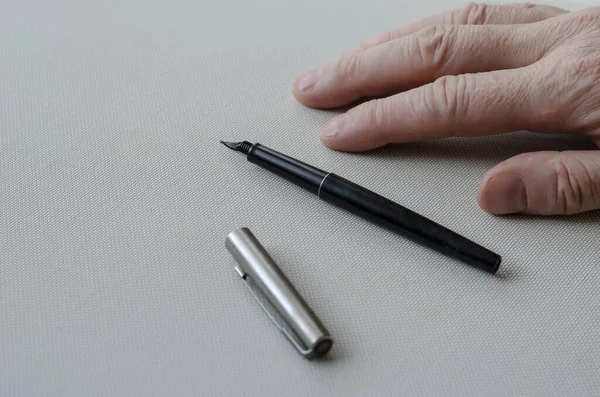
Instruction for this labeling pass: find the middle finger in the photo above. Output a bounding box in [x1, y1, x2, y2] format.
[294, 23, 552, 109]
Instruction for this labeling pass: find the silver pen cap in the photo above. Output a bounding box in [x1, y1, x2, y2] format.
[225, 227, 333, 359]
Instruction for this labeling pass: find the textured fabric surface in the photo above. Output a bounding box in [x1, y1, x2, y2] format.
[1, 0, 599, 396]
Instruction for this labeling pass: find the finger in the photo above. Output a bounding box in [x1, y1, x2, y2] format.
[360, 2, 567, 51]
[477, 151, 600, 215]
[295, 24, 548, 109]
[319, 68, 544, 151]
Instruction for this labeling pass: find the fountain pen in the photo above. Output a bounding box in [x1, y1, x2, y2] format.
[221, 140, 501, 274]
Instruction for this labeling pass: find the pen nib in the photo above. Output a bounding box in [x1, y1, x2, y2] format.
[220, 140, 253, 155]
[220, 140, 238, 150]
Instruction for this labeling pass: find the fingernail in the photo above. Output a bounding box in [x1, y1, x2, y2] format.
[320, 114, 348, 138]
[295, 69, 321, 92]
[484, 174, 528, 214]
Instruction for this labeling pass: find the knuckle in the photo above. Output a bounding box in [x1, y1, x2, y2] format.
[361, 99, 392, 143]
[551, 153, 600, 214]
[567, 56, 600, 81]
[555, 12, 600, 37]
[428, 74, 471, 127]
[517, 3, 537, 9]
[378, 30, 392, 44]
[414, 25, 456, 70]
[448, 3, 489, 24]
[382, 30, 392, 42]
[463, 2, 490, 25]
[523, 4, 566, 17]
[366, 99, 388, 128]
[530, 58, 589, 129]
[538, 11, 599, 51]
[552, 154, 580, 214]
[568, 13, 600, 29]
[516, 4, 567, 22]
[538, 55, 600, 129]
[337, 52, 364, 80]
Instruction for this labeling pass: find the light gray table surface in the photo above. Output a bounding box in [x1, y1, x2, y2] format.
[2, 0, 599, 395]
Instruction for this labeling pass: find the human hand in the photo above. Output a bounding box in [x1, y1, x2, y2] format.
[293, 3, 600, 216]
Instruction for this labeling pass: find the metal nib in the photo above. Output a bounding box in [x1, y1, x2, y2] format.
[220, 140, 238, 151]
[220, 140, 252, 154]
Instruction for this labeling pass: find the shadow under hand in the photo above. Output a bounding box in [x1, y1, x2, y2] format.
[501, 208, 600, 225]
[357, 131, 597, 165]
[353, 133, 600, 218]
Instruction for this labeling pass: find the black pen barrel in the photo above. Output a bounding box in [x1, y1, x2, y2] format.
[244, 143, 501, 273]
[247, 144, 327, 194]
[318, 174, 501, 273]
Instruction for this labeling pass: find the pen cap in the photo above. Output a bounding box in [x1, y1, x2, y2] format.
[225, 227, 333, 358]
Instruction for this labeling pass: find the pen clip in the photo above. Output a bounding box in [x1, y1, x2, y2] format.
[227, 228, 333, 359]
[235, 267, 313, 356]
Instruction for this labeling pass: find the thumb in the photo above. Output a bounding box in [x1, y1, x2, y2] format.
[477, 151, 600, 215]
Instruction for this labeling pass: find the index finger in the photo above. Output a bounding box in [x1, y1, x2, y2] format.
[319, 67, 552, 151]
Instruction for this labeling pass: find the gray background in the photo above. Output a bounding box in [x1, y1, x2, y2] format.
[2, 0, 599, 395]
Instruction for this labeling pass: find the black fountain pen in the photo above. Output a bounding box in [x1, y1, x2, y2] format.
[221, 141, 501, 274]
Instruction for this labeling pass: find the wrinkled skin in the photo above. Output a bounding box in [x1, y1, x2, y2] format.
[294, 3, 600, 216]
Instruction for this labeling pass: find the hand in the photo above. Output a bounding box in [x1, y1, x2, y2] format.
[293, 3, 600, 216]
